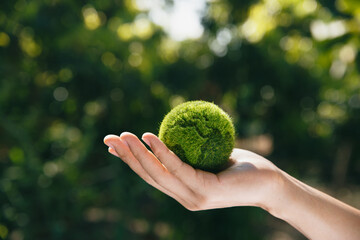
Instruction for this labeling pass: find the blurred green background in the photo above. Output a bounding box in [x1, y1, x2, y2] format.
[0, 0, 359, 239]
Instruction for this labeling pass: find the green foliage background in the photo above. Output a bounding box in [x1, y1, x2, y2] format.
[0, 0, 359, 239]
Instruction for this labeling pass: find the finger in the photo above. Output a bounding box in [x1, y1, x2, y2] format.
[106, 134, 198, 209]
[104, 135, 158, 185]
[104, 135, 195, 209]
[141, 132, 200, 185]
[142, 133, 225, 200]
[119, 132, 198, 202]
[108, 147, 119, 157]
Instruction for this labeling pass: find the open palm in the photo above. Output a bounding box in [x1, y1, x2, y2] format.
[104, 132, 280, 211]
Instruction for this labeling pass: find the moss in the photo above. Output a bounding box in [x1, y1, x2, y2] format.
[159, 101, 235, 173]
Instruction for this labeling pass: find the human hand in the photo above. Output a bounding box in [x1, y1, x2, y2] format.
[104, 132, 360, 240]
[103, 132, 283, 211]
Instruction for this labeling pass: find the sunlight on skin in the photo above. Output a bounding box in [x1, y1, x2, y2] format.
[104, 132, 360, 240]
[104, 132, 279, 210]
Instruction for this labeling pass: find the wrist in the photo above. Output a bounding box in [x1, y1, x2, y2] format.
[257, 168, 292, 219]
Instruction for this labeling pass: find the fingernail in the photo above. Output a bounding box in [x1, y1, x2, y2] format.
[142, 137, 151, 148]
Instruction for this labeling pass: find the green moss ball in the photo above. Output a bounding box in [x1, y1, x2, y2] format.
[159, 101, 235, 173]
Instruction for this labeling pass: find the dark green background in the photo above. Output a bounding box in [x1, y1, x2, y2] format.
[1, 0, 359, 239]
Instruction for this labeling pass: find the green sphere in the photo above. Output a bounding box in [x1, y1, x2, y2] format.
[159, 101, 235, 173]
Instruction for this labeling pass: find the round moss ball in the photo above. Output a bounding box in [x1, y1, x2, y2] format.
[159, 100, 235, 173]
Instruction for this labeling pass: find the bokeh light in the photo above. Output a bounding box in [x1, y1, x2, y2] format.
[1, 0, 360, 239]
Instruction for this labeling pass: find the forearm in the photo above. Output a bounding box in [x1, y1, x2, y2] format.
[267, 170, 360, 240]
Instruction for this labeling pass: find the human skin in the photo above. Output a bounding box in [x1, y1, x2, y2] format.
[104, 132, 360, 240]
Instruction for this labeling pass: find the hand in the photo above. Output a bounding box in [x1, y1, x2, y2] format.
[103, 132, 282, 211]
[104, 132, 360, 240]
